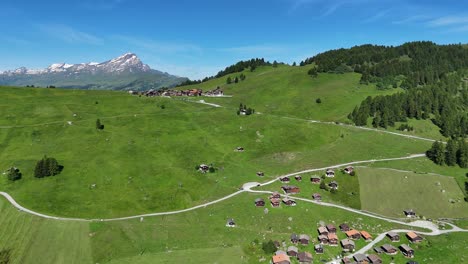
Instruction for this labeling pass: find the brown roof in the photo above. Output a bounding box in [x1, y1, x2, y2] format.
[367, 254, 381, 263]
[272, 254, 290, 263]
[318, 226, 328, 234]
[361, 231, 372, 239]
[407, 232, 419, 239]
[328, 233, 338, 240]
[346, 229, 360, 236]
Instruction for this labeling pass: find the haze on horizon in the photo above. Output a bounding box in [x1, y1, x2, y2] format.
[1, 0, 467, 79]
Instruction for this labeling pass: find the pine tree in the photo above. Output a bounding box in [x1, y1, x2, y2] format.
[226, 76, 232, 84]
[427, 141, 446, 165]
[234, 76, 239, 83]
[445, 139, 458, 166]
[34, 158, 45, 178]
[457, 140, 468, 168]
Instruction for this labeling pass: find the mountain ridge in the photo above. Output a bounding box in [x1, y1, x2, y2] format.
[0, 53, 187, 91]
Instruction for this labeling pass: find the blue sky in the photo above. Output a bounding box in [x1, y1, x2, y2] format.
[1, 0, 467, 79]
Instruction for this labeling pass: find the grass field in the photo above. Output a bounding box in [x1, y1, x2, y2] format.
[358, 167, 468, 218]
[0, 198, 92, 264]
[0, 86, 431, 218]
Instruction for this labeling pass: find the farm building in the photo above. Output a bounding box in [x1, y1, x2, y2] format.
[282, 198, 297, 206]
[310, 176, 321, 184]
[387, 232, 400, 242]
[381, 244, 398, 255]
[340, 239, 355, 252]
[367, 254, 382, 264]
[281, 185, 300, 194]
[345, 229, 361, 240]
[297, 252, 313, 264]
[254, 198, 265, 207]
[339, 223, 350, 232]
[272, 253, 291, 264]
[399, 244, 415, 258]
[406, 232, 423, 243]
[361, 231, 373, 241]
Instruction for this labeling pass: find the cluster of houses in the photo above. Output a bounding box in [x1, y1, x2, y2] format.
[254, 192, 298, 208]
[130, 87, 224, 97]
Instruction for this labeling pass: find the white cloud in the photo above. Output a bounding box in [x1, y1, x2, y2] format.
[37, 24, 103, 45]
[427, 15, 468, 27]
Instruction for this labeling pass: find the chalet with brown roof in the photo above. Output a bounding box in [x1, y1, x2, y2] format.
[354, 254, 369, 264]
[346, 229, 361, 240]
[400, 244, 415, 258]
[312, 193, 322, 201]
[328, 181, 339, 190]
[367, 254, 382, 264]
[281, 185, 300, 194]
[270, 198, 280, 207]
[374, 247, 384, 254]
[361, 231, 372, 241]
[299, 234, 310, 245]
[406, 232, 423, 243]
[318, 234, 328, 244]
[317, 226, 328, 236]
[327, 233, 338, 246]
[291, 233, 299, 244]
[254, 198, 265, 207]
[279, 177, 290, 183]
[340, 239, 355, 252]
[314, 244, 324, 254]
[272, 253, 291, 264]
[282, 198, 297, 206]
[381, 244, 398, 255]
[325, 168, 335, 177]
[404, 209, 416, 217]
[326, 224, 337, 233]
[257, 171, 265, 177]
[341, 257, 353, 264]
[270, 192, 281, 199]
[344, 166, 354, 175]
[297, 251, 313, 264]
[340, 223, 350, 232]
[310, 176, 321, 184]
[294, 175, 302, 181]
[387, 232, 400, 242]
[287, 246, 298, 257]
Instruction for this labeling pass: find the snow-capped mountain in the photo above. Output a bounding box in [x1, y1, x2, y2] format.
[0, 53, 187, 90]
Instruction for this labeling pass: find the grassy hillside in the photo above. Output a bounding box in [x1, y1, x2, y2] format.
[179, 65, 401, 122]
[358, 167, 468, 218]
[0, 86, 431, 218]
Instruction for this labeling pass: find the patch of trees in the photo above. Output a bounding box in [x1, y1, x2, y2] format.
[348, 73, 468, 138]
[96, 119, 104, 130]
[301, 41, 468, 87]
[226, 73, 246, 84]
[426, 139, 468, 168]
[34, 156, 63, 178]
[237, 103, 255, 116]
[261, 240, 277, 254]
[215, 58, 272, 78]
[6, 167, 21, 181]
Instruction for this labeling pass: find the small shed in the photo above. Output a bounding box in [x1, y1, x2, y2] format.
[226, 218, 236, 227]
[294, 175, 302, 181]
[404, 209, 416, 217]
[314, 244, 324, 254]
[254, 198, 265, 207]
[291, 233, 299, 244]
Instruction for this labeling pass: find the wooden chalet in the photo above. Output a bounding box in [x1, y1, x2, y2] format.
[317, 226, 328, 236]
[354, 254, 368, 264]
[282, 198, 297, 206]
[297, 252, 313, 264]
[312, 193, 322, 201]
[291, 233, 299, 244]
[314, 244, 324, 254]
[328, 181, 339, 190]
[294, 175, 302, 181]
[399, 244, 415, 258]
[340, 239, 355, 252]
[406, 232, 423, 243]
[341, 257, 352, 264]
[279, 177, 290, 183]
[310, 176, 321, 184]
[272, 253, 291, 264]
[270, 198, 281, 207]
[344, 166, 354, 175]
[287, 246, 298, 257]
[361, 231, 372, 241]
[270, 192, 281, 199]
[299, 234, 310, 245]
[281, 185, 300, 194]
[345, 229, 361, 240]
[386, 232, 400, 242]
[367, 254, 382, 264]
[325, 168, 335, 177]
[381, 244, 398, 255]
[327, 233, 338, 246]
[404, 209, 416, 217]
[326, 224, 337, 233]
[374, 247, 384, 254]
[339, 223, 350, 232]
[254, 198, 265, 207]
[318, 234, 328, 245]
